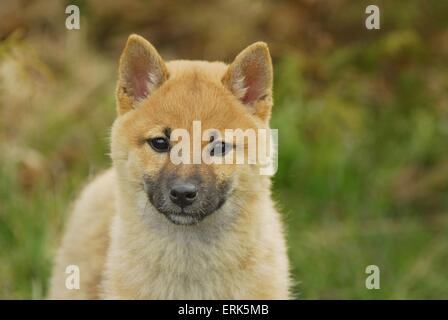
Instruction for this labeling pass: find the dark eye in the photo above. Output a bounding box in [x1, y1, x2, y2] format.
[148, 137, 170, 153]
[210, 141, 232, 157]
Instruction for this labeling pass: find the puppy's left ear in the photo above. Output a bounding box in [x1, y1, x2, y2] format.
[116, 34, 168, 115]
[223, 42, 273, 121]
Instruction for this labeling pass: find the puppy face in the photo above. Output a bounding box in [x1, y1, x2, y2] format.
[111, 35, 273, 225]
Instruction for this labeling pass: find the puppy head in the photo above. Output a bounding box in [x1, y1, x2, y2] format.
[111, 34, 274, 226]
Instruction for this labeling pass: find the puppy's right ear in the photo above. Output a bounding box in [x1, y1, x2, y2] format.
[116, 35, 168, 115]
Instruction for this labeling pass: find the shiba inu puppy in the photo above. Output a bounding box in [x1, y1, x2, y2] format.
[49, 35, 291, 299]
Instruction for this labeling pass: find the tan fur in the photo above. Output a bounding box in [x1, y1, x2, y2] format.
[49, 35, 291, 299]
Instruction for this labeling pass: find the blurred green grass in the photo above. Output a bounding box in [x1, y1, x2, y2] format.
[1, 0, 448, 299]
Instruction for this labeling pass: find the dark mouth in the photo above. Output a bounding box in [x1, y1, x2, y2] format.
[154, 205, 212, 225]
[150, 199, 226, 226]
[165, 211, 201, 225]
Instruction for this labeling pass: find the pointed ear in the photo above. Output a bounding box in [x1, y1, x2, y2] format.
[116, 34, 168, 115]
[222, 42, 273, 121]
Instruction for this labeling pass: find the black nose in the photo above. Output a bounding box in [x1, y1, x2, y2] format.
[169, 182, 198, 207]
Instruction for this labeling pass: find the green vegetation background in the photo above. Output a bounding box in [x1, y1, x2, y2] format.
[1, 0, 448, 299]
